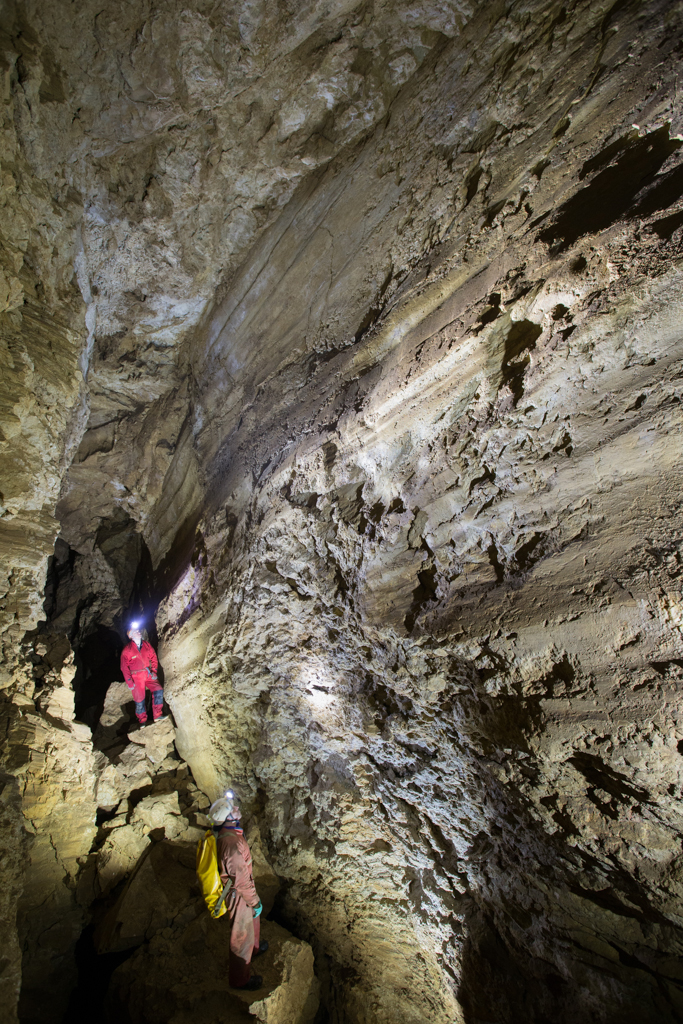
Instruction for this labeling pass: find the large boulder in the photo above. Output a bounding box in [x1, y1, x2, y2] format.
[95, 762, 128, 811]
[131, 790, 184, 835]
[94, 729, 176, 812]
[93, 681, 135, 751]
[97, 825, 150, 895]
[128, 717, 176, 765]
[95, 841, 198, 953]
[108, 917, 319, 1024]
[110, 742, 154, 798]
[246, 931, 320, 1024]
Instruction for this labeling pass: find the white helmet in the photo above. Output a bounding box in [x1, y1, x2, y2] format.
[208, 789, 238, 825]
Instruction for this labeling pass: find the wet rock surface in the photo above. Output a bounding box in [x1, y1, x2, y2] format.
[2, 0, 683, 1021]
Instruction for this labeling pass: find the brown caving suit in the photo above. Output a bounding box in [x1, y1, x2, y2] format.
[217, 825, 261, 987]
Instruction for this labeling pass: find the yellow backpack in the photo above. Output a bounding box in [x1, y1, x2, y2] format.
[196, 829, 233, 918]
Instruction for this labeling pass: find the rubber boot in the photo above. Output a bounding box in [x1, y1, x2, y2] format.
[239, 975, 263, 991]
[152, 689, 164, 721]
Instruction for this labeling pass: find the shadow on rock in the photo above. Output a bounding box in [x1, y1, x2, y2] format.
[457, 899, 683, 1024]
[98, 838, 319, 1024]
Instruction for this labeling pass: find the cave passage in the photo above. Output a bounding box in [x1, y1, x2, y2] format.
[4, 0, 683, 1022]
[40, 515, 162, 730]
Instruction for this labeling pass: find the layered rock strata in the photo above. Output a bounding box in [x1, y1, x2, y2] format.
[2, 0, 683, 1022]
[155, 2, 683, 1020]
[2, 635, 97, 1024]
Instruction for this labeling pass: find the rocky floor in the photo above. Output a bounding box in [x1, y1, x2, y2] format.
[91, 709, 318, 1024]
[0, 629, 316, 1024]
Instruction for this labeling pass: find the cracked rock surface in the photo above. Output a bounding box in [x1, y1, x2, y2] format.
[2, 0, 683, 1021]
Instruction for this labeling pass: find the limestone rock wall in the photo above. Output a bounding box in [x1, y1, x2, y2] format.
[2, 1, 426, 1012]
[0, 6, 88, 662]
[2, 0, 683, 1021]
[154, 1, 683, 1021]
[5, 0, 461, 565]
[0, 21, 90, 1013]
[1, 635, 97, 1024]
[0, 768, 23, 1024]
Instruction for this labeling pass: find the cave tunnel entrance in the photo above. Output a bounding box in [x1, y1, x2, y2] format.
[41, 509, 160, 731]
[73, 624, 127, 726]
[59, 924, 136, 1024]
[27, 514, 176, 1024]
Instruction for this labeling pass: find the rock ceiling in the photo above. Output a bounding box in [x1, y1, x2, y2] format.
[2, 0, 683, 1021]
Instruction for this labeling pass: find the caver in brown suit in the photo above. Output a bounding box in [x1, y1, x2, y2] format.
[217, 824, 262, 987]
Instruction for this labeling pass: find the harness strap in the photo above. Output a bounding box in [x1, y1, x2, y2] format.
[212, 877, 234, 918]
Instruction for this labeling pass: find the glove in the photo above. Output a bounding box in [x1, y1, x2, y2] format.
[252, 900, 262, 918]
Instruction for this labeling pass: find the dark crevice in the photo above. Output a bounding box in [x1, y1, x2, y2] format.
[59, 924, 135, 1024]
[404, 565, 438, 633]
[501, 319, 543, 404]
[539, 126, 683, 250]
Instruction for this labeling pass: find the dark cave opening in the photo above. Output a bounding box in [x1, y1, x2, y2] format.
[73, 623, 126, 727]
[60, 924, 135, 1024]
[40, 513, 161, 730]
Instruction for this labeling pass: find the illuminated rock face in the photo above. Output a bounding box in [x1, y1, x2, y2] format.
[2, 0, 683, 1021]
[4, 636, 98, 1024]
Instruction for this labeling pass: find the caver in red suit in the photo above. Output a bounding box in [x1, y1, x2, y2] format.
[120, 627, 163, 724]
[216, 818, 266, 988]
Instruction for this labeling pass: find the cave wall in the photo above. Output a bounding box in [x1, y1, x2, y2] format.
[157, 1, 683, 1020]
[1, 0, 683, 1021]
[1, 6, 90, 1016]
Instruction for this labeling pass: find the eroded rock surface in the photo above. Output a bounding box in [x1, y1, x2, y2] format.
[155, 2, 683, 1018]
[2, 636, 97, 1024]
[2, 0, 683, 1021]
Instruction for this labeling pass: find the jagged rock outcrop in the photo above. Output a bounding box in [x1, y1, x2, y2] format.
[154, 1, 683, 1019]
[2, 635, 97, 1024]
[109, 914, 319, 1024]
[2, 637, 314, 1024]
[2, 0, 683, 1021]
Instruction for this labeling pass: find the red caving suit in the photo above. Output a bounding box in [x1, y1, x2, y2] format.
[217, 825, 261, 987]
[120, 638, 163, 723]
